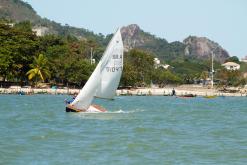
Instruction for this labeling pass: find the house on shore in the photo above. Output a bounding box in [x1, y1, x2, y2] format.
[222, 62, 240, 71]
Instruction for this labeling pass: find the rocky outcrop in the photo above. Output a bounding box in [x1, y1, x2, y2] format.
[120, 24, 168, 52]
[183, 36, 230, 63]
[0, 0, 41, 23]
[121, 24, 141, 51]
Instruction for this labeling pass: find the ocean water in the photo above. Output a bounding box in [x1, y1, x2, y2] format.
[0, 95, 246, 165]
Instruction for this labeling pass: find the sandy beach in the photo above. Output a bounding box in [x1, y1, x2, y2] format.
[117, 85, 247, 97]
[1, 85, 247, 97]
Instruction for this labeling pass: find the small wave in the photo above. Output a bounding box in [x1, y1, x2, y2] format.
[77, 109, 145, 114]
[106, 109, 125, 113]
[127, 109, 145, 113]
[104, 108, 145, 114]
[74, 109, 144, 120]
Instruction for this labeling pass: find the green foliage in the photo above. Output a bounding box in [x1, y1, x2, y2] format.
[225, 56, 240, 63]
[121, 49, 155, 87]
[0, 18, 245, 88]
[0, 20, 99, 87]
[120, 48, 184, 87]
[0, 21, 38, 83]
[14, 21, 32, 32]
[26, 54, 50, 84]
[169, 57, 222, 84]
[152, 68, 182, 86]
[215, 69, 244, 87]
[65, 60, 95, 86]
[240, 62, 247, 72]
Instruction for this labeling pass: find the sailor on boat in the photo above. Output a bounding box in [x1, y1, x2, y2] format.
[64, 94, 77, 104]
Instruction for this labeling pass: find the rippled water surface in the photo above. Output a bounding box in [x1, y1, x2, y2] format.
[0, 95, 246, 164]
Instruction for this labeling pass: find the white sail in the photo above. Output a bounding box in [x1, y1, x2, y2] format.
[70, 29, 123, 110]
[96, 29, 123, 99]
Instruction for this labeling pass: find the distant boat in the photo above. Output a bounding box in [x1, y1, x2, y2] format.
[66, 29, 124, 112]
[178, 94, 197, 98]
[203, 95, 217, 99]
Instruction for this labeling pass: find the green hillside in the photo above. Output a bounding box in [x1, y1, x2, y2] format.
[0, 0, 105, 45]
[1, 0, 245, 87]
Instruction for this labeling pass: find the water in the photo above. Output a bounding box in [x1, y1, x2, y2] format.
[0, 95, 246, 164]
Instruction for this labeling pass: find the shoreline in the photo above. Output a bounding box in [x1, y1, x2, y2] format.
[117, 85, 247, 97]
[1, 85, 247, 97]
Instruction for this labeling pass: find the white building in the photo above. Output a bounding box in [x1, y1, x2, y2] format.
[161, 64, 170, 69]
[153, 58, 170, 69]
[32, 26, 49, 36]
[154, 58, 160, 69]
[154, 58, 160, 64]
[222, 62, 240, 70]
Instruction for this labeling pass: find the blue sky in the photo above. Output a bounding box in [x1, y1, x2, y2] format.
[24, 0, 247, 58]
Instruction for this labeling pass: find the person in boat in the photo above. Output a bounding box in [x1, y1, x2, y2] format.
[65, 94, 77, 104]
[171, 88, 176, 96]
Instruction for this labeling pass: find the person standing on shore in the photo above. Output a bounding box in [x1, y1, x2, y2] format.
[172, 88, 176, 96]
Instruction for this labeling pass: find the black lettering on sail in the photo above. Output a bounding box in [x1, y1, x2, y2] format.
[106, 67, 123, 72]
[113, 54, 118, 59]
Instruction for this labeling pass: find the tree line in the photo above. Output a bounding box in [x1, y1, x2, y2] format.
[0, 20, 246, 88]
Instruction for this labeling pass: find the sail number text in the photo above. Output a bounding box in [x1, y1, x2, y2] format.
[106, 67, 123, 72]
[112, 54, 123, 59]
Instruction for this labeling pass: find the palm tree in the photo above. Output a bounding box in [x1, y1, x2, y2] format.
[26, 54, 51, 85]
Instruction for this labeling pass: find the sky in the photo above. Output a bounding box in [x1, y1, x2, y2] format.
[24, 0, 247, 58]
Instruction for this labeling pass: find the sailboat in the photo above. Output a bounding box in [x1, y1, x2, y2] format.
[66, 29, 124, 112]
[203, 51, 217, 99]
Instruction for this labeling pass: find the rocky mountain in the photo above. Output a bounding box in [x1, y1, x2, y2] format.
[121, 24, 167, 50]
[1, 0, 230, 63]
[121, 24, 230, 63]
[121, 24, 185, 62]
[0, 0, 41, 22]
[183, 36, 230, 63]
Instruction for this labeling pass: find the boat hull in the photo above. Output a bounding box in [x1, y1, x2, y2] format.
[66, 104, 107, 113]
[203, 95, 217, 99]
[178, 94, 197, 98]
[66, 105, 86, 112]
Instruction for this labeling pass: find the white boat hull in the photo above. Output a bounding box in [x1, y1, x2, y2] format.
[66, 104, 107, 113]
[86, 105, 107, 113]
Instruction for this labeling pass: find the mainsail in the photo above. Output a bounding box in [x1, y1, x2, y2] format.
[70, 29, 123, 110]
[96, 29, 123, 99]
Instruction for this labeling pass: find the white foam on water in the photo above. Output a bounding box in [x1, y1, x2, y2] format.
[74, 108, 144, 120]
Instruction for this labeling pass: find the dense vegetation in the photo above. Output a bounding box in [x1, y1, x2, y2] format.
[0, 20, 98, 87]
[1, 20, 247, 88]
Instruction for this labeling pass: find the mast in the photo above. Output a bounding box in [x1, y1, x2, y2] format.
[211, 51, 214, 88]
[90, 47, 93, 64]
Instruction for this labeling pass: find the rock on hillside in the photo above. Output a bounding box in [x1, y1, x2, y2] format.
[183, 36, 230, 63]
[121, 25, 230, 63]
[121, 24, 169, 52]
[0, 0, 41, 23]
